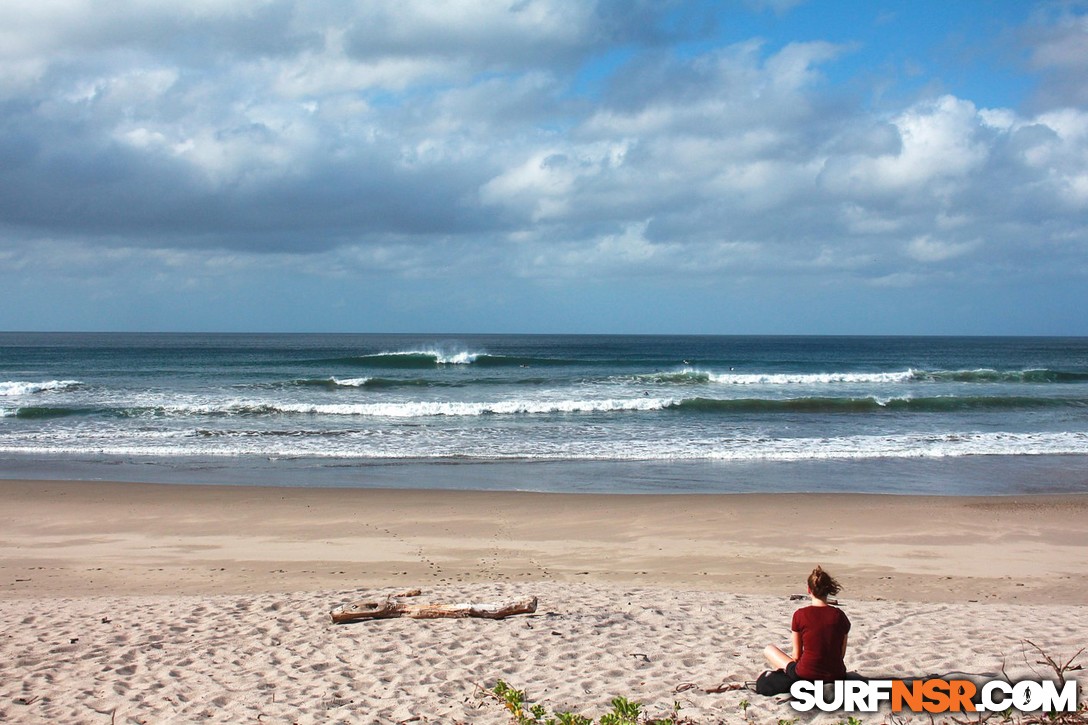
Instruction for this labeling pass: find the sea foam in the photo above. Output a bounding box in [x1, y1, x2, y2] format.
[362, 349, 480, 365]
[225, 397, 674, 418]
[0, 380, 82, 396]
[2, 429, 1086, 462]
[706, 370, 916, 385]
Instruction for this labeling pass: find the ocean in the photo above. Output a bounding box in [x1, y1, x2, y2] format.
[2, 332, 1087, 495]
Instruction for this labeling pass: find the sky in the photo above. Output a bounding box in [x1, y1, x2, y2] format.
[1, 0, 1086, 335]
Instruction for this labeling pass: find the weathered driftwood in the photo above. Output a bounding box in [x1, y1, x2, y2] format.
[790, 594, 840, 605]
[330, 589, 538, 624]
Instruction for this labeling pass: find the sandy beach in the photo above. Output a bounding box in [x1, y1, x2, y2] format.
[1, 480, 1086, 723]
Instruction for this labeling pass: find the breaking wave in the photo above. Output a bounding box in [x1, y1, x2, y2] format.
[308, 350, 573, 368]
[10, 393, 1085, 421]
[706, 370, 916, 385]
[0, 380, 82, 396]
[171, 397, 674, 418]
[632, 368, 1088, 387]
[283, 376, 503, 390]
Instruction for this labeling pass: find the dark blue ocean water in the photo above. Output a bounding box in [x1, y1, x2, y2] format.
[2, 333, 1087, 494]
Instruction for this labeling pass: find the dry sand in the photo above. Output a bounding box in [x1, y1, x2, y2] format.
[0, 479, 1085, 723]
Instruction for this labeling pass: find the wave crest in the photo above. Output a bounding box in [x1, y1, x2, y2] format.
[0, 380, 82, 396]
[706, 370, 916, 385]
[626, 367, 1088, 387]
[12, 393, 1086, 421]
[919, 368, 1088, 383]
[143, 397, 675, 418]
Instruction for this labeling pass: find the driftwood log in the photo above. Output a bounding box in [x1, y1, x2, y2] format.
[330, 589, 538, 625]
[789, 594, 840, 605]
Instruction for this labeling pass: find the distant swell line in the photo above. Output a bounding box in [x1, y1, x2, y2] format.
[631, 370, 916, 385]
[671, 395, 1088, 414]
[664, 368, 1088, 385]
[279, 376, 544, 390]
[304, 350, 571, 369]
[264, 368, 1088, 391]
[917, 368, 1088, 383]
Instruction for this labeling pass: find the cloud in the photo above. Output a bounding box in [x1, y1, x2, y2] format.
[905, 235, 980, 263]
[1024, 4, 1088, 107]
[340, 1, 598, 70]
[819, 96, 991, 199]
[0, 0, 1086, 313]
[745, 0, 808, 15]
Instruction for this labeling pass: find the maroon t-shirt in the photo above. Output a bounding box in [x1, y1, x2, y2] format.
[791, 605, 851, 680]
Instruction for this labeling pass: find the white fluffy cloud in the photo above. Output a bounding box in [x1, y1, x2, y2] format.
[0, 0, 1086, 332]
[820, 96, 990, 198]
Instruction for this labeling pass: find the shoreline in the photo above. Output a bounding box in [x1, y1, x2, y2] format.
[2, 478, 1086, 604]
[4, 452, 1088, 496]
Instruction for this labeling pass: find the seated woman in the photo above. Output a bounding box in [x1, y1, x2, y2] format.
[762, 566, 851, 690]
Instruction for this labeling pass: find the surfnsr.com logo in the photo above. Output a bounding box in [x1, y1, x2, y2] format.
[790, 678, 1080, 714]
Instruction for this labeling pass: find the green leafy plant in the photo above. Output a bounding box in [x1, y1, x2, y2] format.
[489, 682, 694, 724]
[493, 680, 535, 724]
[555, 714, 594, 725]
[491, 680, 596, 725]
[600, 696, 641, 725]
